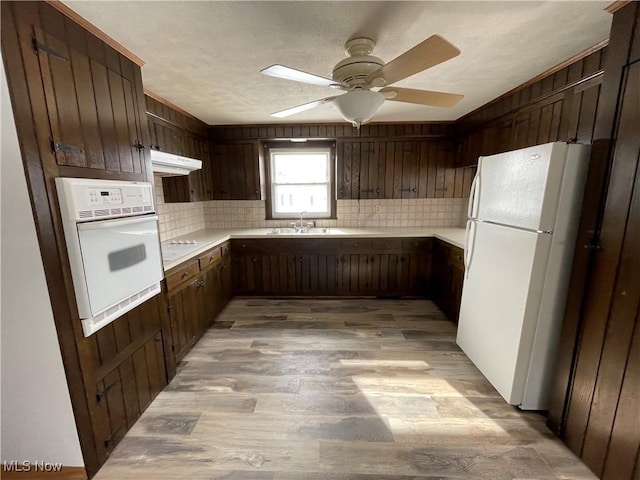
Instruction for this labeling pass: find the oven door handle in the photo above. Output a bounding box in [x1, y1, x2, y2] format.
[77, 215, 158, 231]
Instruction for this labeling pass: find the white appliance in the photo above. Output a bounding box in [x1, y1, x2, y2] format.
[456, 142, 590, 410]
[56, 177, 164, 337]
[150, 149, 202, 176]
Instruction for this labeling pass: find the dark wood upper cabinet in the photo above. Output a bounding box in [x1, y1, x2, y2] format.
[337, 139, 455, 199]
[210, 142, 261, 200]
[146, 98, 214, 203]
[148, 117, 184, 156]
[29, 22, 148, 179]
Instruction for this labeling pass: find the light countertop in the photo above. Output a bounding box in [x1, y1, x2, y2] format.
[161, 227, 466, 272]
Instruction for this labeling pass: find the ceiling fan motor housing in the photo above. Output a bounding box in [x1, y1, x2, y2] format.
[332, 38, 384, 87]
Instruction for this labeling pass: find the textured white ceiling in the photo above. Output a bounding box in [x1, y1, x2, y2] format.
[63, 1, 612, 125]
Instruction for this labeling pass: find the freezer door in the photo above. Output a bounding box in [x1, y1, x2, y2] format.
[473, 143, 568, 231]
[457, 220, 552, 407]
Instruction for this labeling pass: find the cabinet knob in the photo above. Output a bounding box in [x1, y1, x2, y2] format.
[252, 257, 257, 263]
[181, 272, 189, 279]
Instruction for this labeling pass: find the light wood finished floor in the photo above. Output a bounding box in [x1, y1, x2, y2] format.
[94, 299, 597, 480]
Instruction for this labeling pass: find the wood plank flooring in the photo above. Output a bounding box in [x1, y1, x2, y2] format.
[94, 299, 597, 480]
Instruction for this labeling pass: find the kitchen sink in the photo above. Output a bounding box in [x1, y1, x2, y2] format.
[266, 227, 335, 235]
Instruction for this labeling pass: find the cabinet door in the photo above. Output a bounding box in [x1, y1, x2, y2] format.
[33, 26, 146, 177]
[162, 133, 211, 203]
[91, 331, 166, 463]
[221, 255, 233, 303]
[199, 267, 219, 332]
[211, 143, 260, 200]
[432, 241, 449, 308]
[232, 253, 263, 294]
[387, 254, 410, 294]
[167, 282, 199, 362]
[450, 265, 464, 324]
[150, 118, 183, 155]
[338, 141, 385, 200]
[410, 252, 433, 296]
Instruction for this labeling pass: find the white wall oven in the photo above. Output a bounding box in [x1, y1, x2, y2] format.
[56, 178, 163, 337]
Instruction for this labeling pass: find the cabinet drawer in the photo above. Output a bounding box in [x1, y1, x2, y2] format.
[402, 238, 432, 251]
[220, 242, 230, 257]
[165, 261, 199, 291]
[338, 239, 372, 251]
[449, 246, 465, 270]
[371, 238, 402, 250]
[198, 247, 222, 270]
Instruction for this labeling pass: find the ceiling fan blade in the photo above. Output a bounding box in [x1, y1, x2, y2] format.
[367, 35, 460, 86]
[271, 96, 338, 118]
[261, 64, 339, 87]
[380, 87, 463, 108]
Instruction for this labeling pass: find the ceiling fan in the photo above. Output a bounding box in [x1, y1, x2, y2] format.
[261, 35, 463, 128]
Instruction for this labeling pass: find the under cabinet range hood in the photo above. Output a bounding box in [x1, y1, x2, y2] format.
[150, 149, 202, 176]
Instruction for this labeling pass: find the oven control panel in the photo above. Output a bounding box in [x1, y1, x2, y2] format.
[56, 177, 155, 222]
[88, 188, 123, 205]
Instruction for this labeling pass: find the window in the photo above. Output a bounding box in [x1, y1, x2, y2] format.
[265, 142, 335, 219]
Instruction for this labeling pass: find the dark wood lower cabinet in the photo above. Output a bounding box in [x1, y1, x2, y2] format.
[167, 279, 201, 362]
[90, 329, 167, 462]
[432, 239, 465, 323]
[231, 238, 433, 297]
[164, 242, 232, 363]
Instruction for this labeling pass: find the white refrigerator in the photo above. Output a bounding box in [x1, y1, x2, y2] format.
[456, 142, 590, 410]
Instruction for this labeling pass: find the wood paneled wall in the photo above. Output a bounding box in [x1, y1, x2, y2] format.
[210, 123, 469, 199]
[210, 122, 453, 142]
[1, 2, 168, 476]
[547, 4, 640, 479]
[146, 93, 208, 137]
[455, 46, 607, 166]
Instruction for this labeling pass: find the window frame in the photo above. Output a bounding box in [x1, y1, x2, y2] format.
[263, 141, 336, 220]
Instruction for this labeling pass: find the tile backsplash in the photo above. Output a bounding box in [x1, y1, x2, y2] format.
[155, 176, 205, 241]
[155, 177, 467, 240]
[204, 198, 467, 229]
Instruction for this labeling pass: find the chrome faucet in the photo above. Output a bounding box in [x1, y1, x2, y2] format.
[299, 211, 307, 231]
[290, 211, 309, 233]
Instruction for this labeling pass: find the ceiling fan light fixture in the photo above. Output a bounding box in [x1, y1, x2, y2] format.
[332, 90, 385, 128]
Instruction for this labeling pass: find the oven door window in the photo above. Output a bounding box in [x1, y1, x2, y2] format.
[77, 216, 163, 315]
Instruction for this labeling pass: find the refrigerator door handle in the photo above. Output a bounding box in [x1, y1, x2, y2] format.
[467, 157, 482, 219]
[467, 174, 478, 219]
[464, 219, 477, 278]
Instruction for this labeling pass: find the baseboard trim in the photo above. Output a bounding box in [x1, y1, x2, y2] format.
[1, 466, 87, 479]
